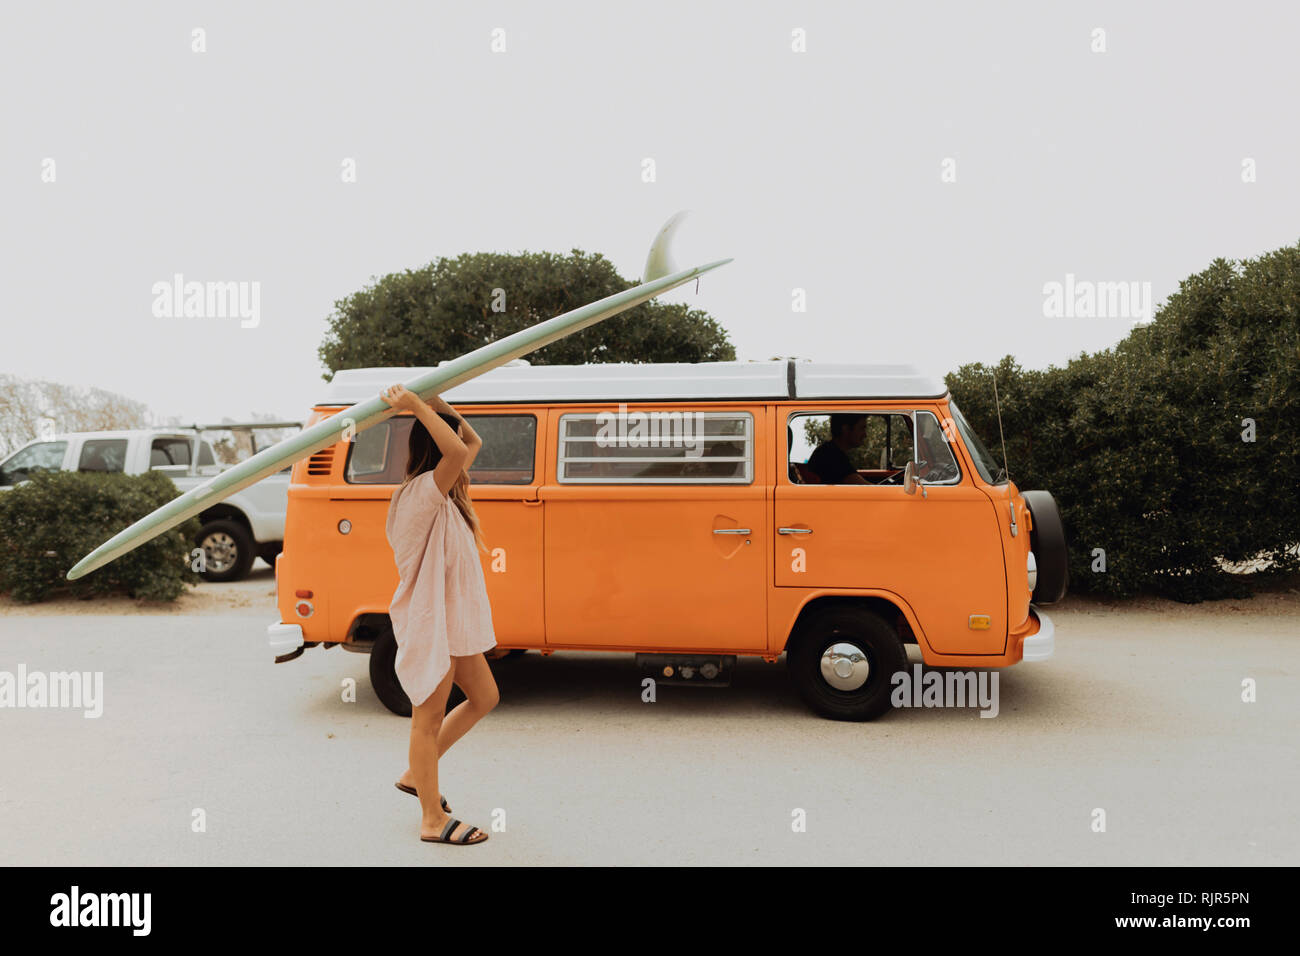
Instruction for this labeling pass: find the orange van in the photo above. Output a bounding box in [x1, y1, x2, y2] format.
[266, 359, 1066, 721]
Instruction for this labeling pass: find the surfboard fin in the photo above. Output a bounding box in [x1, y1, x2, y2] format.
[643, 210, 690, 282]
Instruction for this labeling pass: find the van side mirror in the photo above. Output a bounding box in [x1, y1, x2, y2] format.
[903, 461, 926, 497]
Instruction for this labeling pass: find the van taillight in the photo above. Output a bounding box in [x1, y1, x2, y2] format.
[295, 589, 313, 598]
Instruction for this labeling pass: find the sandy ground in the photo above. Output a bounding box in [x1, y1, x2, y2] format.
[0, 567, 1296, 865]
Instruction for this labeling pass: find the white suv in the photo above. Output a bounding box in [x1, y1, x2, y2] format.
[0, 423, 299, 582]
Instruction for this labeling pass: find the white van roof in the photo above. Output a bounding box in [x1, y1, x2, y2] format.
[319, 359, 947, 405]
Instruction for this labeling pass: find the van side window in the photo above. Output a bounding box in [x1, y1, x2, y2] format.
[788, 413, 913, 485]
[78, 439, 128, 474]
[462, 415, 536, 484]
[913, 411, 961, 485]
[558, 410, 752, 483]
[344, 414, 537, 485]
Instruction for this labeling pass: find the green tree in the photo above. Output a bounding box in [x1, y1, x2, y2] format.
[318, 249, 735, 376]
[947, 241, 1300, 602]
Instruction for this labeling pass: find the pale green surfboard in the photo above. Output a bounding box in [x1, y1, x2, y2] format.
[66, 217, 732, 580]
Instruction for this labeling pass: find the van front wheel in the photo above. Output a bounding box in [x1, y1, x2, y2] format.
[786, 607, 906, 721]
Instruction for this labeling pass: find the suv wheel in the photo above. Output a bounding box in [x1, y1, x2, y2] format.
[196, 519, 254, 582]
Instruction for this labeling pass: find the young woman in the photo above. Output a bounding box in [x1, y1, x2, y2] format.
[379, 383, 500, 846]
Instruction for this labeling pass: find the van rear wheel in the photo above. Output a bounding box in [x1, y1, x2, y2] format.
[369, 623, 412, 717]
[369, 623, 467, 717]
[786, 606, 906, 721]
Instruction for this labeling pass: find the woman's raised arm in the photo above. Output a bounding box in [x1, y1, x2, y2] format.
[431, 395, 483, 472]
[381, 385, 469, 492]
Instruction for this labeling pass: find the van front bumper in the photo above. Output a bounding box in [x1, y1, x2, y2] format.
[268, 622, 304, 657]
[1020, 607, 1055, 662]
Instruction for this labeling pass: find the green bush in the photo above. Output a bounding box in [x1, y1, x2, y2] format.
[947, 242, 1300, 602]
[0, 470, 201, 603]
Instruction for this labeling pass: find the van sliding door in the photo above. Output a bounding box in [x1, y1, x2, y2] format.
[541, 405, 768, 652]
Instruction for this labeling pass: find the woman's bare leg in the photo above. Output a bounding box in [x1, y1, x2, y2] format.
[412, 655, 497, 843]
[409, 666, 455, 837]
[438, 653, 500, 753]
[397, 653, 499, 790]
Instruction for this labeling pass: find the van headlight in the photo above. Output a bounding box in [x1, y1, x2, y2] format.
[1027, 550, 1038, 592]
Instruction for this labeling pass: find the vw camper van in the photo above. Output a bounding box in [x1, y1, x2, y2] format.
[266, 359, 1066, 721]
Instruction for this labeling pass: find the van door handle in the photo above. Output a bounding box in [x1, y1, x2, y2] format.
[713, 528, 751, 535]
[778, 527, 812, 535]
[522, 499, 542, 507]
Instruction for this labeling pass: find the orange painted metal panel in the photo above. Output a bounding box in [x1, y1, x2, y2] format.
[540, 404, 768, 651]
[276, 396, 1031, 664]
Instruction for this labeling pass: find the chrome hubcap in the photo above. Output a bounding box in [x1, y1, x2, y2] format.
[202, 532, 236, 572]
[820, 642, 870, 691]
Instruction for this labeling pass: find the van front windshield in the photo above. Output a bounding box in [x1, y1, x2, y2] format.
[948, 400, 1007, 485]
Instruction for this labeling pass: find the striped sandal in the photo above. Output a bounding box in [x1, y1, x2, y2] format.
[395, 782, 450, 813]
[421, 818, 487, 845]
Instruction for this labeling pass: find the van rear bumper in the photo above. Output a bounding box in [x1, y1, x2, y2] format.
[1020, 606, 1055, 662]
[268, 622, 304, 657]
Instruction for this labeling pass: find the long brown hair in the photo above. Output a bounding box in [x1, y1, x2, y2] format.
[400, 412, 489, 555]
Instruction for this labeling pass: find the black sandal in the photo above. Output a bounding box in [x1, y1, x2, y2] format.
[421, 818, 487, 845]
[395, 782, 450, 813]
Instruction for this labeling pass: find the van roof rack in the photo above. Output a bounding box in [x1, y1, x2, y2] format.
[182, 422, 303, 431]
[320, 360, 946, 406]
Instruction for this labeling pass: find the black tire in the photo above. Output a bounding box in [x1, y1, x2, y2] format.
[195, 519, 255, 583]
[370, 623, 412, 717]
[369, 623, 466, 717]
[786, 605, 907, 721]
[258, 542, 282, 568]
[1022, 490, 1069, 604]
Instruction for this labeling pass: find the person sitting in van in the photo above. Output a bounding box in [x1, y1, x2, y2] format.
[806, 413, 868, 484]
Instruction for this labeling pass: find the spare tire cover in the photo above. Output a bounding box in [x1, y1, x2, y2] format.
[1022, 490, 1068, 604]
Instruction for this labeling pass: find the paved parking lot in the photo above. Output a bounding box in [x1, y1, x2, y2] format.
[1, 569, 1297, 865]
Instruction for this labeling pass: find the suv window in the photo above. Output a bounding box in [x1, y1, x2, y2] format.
[344, 414, 537, 485]
[0, 441, 68, 485]
[151, 437, 192, 468]
[77, 439, 129, 473]
[557, 410, 752, 483]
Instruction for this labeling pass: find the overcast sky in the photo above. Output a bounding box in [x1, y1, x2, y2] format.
[2, 1, 1297, 425]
